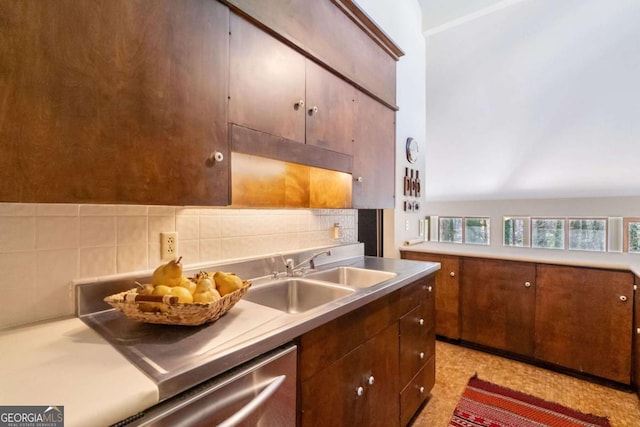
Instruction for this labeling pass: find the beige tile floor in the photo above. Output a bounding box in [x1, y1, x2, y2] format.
[412, 341, 640, 427]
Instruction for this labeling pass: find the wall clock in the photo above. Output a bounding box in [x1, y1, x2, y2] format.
[406, 137, 419, 163]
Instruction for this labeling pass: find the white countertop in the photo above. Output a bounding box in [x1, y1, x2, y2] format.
[400, 242, 640, 277]
[0, 317, 158, 427]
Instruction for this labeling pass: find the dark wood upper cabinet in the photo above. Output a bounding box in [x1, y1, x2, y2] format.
[305, 60, 356, 155]
[221, 0, 402, 108]
[353, 92, 395, 208]
[229, 13, 306, 144]
[229, 14, 356, 159]
[534, 264, 634, 384]
[0, 0, 230, 205]
[461, 257, 536, 357]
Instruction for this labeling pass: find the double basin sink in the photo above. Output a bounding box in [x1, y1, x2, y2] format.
[243, 267, 397, 314]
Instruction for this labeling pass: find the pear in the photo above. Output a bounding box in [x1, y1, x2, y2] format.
[213, 271, 244, 296]
[151, 257, 183, 287]
[179, 277, 197, 295]
[193, 289, 221, 303]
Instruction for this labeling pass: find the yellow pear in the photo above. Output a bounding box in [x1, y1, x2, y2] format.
[193, 289, 221, 303]
[213, 271, 244, 296]
[195, 276, 215, 294]
[179, 277, 197, 295]
[170, 286, 193, 304]
[151, 257, 183, 287]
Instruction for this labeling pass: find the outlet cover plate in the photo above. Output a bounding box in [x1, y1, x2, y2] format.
[160, 232, 178, 260]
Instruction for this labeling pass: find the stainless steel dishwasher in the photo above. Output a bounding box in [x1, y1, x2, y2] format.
[112, 344, 296, 427]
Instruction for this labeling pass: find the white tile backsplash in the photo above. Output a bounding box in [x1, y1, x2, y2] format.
[80, 216, 116, 247]
[36, 217, 78, 250]
[0, 203, 357, 329]
[0, 217, 36, 252]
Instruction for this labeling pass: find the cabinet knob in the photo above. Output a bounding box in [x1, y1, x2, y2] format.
[620, 295, 628, 302]
[356, 386, 364, 397]
[207, 151, 224, 163]
[524, 281, 531, 288]
[294, 99, 305, 109]
[309, 105, 319, 115]
[449, 271, 456, 277]
[419, 352, 425, 360]
[354, 176, 363, 183]
[419, 386, 425, 394]
[418, 318, 424, 326]
[368, 375, 375, 385]
[427, 286, 432, 292]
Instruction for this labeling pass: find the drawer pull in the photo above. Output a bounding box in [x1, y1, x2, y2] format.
[418, 318, 424, 326]
[524, 281, 532, 288]
[449, 271, 455, 277]
[427, 286, 432, 292]
[620, 295, 628, 302]
[356, 386, 364, 397]
[419, 352, 425, 360]
[419, 386, 425, 394]
[368, 376, 375, 385]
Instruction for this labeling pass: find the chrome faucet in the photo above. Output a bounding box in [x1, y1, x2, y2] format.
[277, 250, 332, 277]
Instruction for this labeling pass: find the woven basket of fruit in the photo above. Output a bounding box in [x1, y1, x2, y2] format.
[104, 257, 251, 326]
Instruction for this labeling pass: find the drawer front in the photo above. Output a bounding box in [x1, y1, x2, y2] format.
[400, 356, 435, 426]
[399, 304, 435, 385]
[399, 275, 435, 315]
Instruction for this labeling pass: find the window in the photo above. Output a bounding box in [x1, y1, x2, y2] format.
[568, 219, 607, 252]
[531, 218, 565, 250]
[439, 217, 462, 243]
[503, 216, 530, 247]
[465, 217, 490, 245]
[627, 219, 640, 254]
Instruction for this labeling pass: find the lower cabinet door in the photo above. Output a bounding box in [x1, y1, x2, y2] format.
[400, 356, 435, 426]
[300, 324, 400, 427]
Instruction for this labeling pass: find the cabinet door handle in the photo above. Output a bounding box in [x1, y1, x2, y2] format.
[449, 271, 456, 277]
[294, 99, 305, 109]
[418, 318, 424, 326]
[524, 281, 531, 288]
[208, 151, 224, 163]
[427, 286, 432, 292]
[368, 375, 375, 385]
[356, 386, 364, 397]
[419, 352, 425, 360]
[354, 176, 363, 183]
[309, 105, 319, 115]
[419, 386, 425, 394]
[620, 295, 628, 302]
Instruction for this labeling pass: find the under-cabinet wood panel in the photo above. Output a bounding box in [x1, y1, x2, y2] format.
[461, 257, 536, 357]
[534, 264, 634, 384]
[0, 0, 230, 205]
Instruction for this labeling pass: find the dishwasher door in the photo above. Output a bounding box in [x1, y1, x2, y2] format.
[117, 345, 296, 427]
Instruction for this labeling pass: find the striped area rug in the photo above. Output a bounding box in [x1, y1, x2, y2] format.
[448, 375, 611, 427]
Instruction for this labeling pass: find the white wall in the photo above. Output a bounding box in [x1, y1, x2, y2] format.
[424, 0, 640, 201]
[355, 0, 428, 257]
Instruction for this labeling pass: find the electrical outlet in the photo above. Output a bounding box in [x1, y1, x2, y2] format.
[160, 232, 178, 260]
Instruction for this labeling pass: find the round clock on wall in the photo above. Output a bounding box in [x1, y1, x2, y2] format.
[406, 137, 419, 163]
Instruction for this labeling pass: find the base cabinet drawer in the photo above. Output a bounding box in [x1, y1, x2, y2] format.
[400, 356, 435, 426]
[399, 303, 435, 385]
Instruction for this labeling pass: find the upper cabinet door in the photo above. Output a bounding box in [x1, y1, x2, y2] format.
[229, 14, 306, 144]
[0, 0, 230, 205]
[305, 61, 355, 155]
[353, 93, 395, 208]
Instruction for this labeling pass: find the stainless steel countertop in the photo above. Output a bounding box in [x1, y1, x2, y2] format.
[78, 246, 440, 401]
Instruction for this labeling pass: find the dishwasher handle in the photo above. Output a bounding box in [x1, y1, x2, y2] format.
[218, 374, 286, 427]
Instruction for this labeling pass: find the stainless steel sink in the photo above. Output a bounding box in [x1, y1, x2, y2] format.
[244, 278, 355, 314]
[306, 266, 397, 288]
